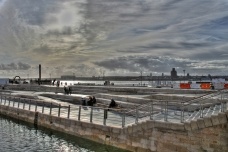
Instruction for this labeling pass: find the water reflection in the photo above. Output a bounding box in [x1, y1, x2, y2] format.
[0, 115, 129, 152]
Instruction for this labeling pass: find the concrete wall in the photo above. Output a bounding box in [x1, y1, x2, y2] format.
[0, 104, 227, 152]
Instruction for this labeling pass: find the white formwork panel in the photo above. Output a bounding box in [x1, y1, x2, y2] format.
[213, 82, 224, 90]
[190, 83, 201, 89]
[172, 83, 180, 89]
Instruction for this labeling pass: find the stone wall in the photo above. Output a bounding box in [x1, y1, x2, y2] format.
[0, 104, 228, 152]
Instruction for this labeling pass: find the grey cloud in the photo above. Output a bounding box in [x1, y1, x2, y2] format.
[160, 0, 182, 10]
[132, 25, 168, 35]
[62, 26, 73, 35]
[0, 0, 84, 61]
[80, 0, 153, 42]
[46, 26, 73, 36]
[0, 62, 31, 70]
[35, 63, 106, 78]
[33, 45, 52, 55]
[14, 0, 61, 26]
[17, 62, 31, 70]
[200, 16, 228, 40]
[139, 41, 211, 50]
[33, 43, 77, 57]
[94, 56, 188, 72]
[94, 55, 228, 76]
[206, 16, 228, 29]
[116, 40, 213, 55]
[119, 13, 143, 18]
[65, 64, 101, 76]
[0, 0, 5, 6]
[46, 29, 61, 36]
[190, 52, 222, 60]
[77, 22, 98, 44]
[188, 44, 228, 60]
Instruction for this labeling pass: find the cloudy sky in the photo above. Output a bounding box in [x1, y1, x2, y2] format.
[0, 0, 228, 78]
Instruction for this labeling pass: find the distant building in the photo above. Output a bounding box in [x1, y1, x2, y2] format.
[171, 68, 177, 79]
[187, 73, 190, 78]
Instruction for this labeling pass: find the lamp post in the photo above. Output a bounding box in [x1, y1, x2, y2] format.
[49, 73, 52, 86]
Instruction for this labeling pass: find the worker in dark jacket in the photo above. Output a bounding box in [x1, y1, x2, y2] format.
[81, 98, 86, 106]
[87, 96, 93, 106]
[109, 99, 117, 108]
[92, 96, 96, 104]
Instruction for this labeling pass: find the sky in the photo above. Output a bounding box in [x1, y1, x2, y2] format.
[0, 0, 228, 78]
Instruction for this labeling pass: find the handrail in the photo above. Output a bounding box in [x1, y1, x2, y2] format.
[124, 90, 222, 114]
[181, 89, 226, 108]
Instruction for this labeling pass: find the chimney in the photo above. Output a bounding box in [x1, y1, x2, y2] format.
[39, 64, 41, 85]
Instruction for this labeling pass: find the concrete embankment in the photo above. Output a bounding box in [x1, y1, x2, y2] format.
[1, 103, 228, 152]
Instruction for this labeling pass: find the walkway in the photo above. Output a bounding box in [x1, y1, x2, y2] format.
[1, 88, 228, 128]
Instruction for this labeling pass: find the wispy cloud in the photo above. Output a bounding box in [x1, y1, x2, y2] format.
[0, 62, 31, 70]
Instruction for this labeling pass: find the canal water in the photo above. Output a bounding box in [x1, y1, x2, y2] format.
[0, 115, 130, 152]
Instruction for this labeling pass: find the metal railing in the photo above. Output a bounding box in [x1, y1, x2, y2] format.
[0, 94, 133, 128]
[0, 89, 228, 128]
[178, 89, 228, 122]
[121, 89, 228, 124]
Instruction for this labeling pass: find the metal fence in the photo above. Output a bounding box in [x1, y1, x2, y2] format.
[0, 94, 134, 128]
[179, 89, 228, 122]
